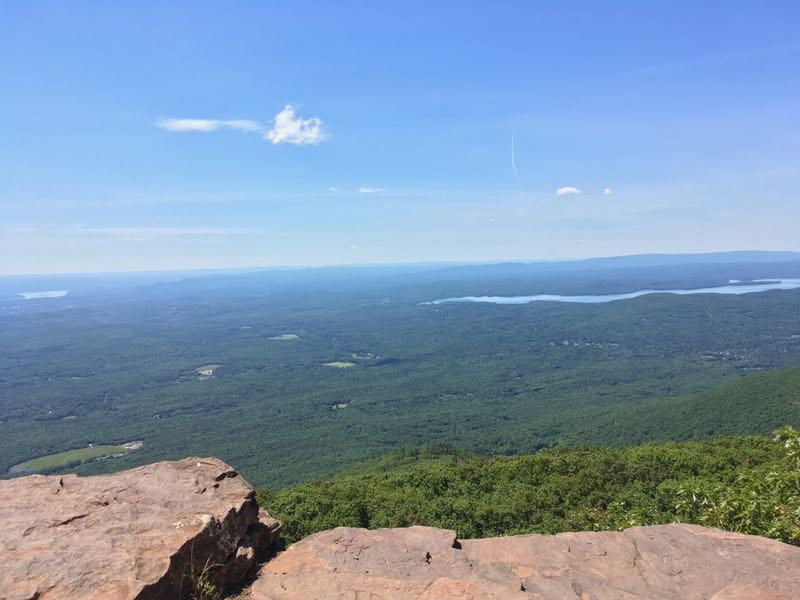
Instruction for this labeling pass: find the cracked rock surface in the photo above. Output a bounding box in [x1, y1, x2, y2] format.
[246, 523, 800, 600]
[3, 459, 800, 600]
[0, 458, 281, 600]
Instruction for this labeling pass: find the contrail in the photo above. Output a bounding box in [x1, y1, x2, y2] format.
[511, 134, 518, 176]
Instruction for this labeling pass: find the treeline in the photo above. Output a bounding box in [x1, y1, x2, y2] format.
[259, 428, 800, 546]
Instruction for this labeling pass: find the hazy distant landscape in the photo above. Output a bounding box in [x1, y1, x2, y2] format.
[3, 251, 800, 487]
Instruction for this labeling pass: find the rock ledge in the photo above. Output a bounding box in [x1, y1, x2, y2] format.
[246, 523, 800, 600]
[3, 459, 800, 600]
[0, 457, 280, 600]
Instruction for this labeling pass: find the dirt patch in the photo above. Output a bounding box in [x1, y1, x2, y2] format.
[195, 364, 222, 380]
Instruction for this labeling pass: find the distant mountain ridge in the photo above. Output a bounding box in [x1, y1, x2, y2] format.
[571, 250, 800, 268]
[3, 249, 799, 284]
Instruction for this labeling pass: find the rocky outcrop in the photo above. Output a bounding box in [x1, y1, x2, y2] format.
[246, 524, 800, 600]
[0, 458, 281, 600]
[3, 459, 800, 600]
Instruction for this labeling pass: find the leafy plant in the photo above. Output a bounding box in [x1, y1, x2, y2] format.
[672, 426, 800, 544]
[261, 431, 800, 546]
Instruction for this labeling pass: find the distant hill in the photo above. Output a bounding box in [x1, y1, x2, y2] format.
[576, 250, 800, 268]
[5, 250, 799, 297]
[575, 364, 800, 446]
[412, 250, 800, 279]
[261, 365, 800, 545]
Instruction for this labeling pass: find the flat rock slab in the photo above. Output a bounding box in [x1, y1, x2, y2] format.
[0, 457, 280, 600]
[248, 523, 800, 600]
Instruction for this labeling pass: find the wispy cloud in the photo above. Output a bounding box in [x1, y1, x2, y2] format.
[78, 226, 260, 237]
[358, 187, 385, 194]
[603, 187, 612, 196]
[556, 186, 581, 197]
[156, 104, 326, 145]
[622, 43, 800, 78]
[265, 105, 325, 145]
[4, 225, 264, 239]
[511, 134, 518, 176]
[156, 118, 261, 133]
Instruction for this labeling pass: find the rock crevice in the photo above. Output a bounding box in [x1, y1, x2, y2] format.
[0, 458, 280, 600]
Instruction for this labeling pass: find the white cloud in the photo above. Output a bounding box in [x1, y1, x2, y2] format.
[556, 186, 581, 197]
[603, 187, 612, 196]
[358, 187, 385, 194]
[156, 104, 326, 146]
[329, 186, 338, 192]
[156, 118, 261, 133]
[265, 105, 325, 145]
[222, 120, 263, 132]
[78, 226, 258, 237]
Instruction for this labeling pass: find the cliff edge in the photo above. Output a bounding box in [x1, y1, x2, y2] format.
[2, 459, 799, 600]
[0, 458, 280, 600]
[246, 523, 800, 599]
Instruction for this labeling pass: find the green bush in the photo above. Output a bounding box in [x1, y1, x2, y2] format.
[259, 432, 800, 545]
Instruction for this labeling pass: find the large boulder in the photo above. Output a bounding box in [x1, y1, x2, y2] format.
[0, 457, 281, 600]
[247, 523, 800, 600]
[4, 458, 800, 600]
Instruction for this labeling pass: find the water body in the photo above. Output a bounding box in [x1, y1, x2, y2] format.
[17, 290, 69, 299]
[423, 279, 800, 305]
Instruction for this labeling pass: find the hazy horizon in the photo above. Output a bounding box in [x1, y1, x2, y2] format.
[1, 249, 799, 278]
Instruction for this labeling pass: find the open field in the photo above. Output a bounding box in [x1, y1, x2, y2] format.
[195, 364, 222, 379]
[10, 445, 130, 474]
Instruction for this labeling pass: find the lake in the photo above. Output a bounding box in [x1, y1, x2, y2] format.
[17, 290, 70, 299]
[423, 279, 800, 305]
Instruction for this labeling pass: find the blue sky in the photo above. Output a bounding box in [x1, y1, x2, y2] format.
[1, 1, 799, 274]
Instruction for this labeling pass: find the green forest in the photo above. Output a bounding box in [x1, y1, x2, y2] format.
[2, 258, 800, 549]
[2, 259, 800, 489]
[260, 427, 800, 546]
